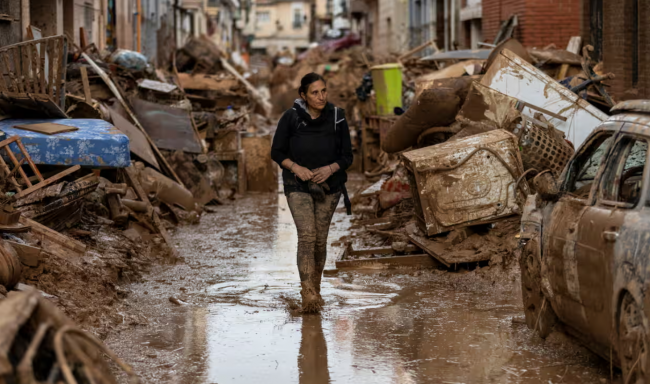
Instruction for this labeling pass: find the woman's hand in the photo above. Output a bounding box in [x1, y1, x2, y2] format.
[293, 165, 314, 181]
[312, 164, 338, 184]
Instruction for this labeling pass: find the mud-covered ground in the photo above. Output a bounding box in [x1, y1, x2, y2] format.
[105, 183, 619, 383]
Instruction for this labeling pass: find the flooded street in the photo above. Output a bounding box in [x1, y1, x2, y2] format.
[106, 188, 616, 384]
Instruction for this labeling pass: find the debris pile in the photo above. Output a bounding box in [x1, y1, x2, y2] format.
[0, 288, 139, 383]
[0, 32, 274, 338]
[336, 38, 614, 271]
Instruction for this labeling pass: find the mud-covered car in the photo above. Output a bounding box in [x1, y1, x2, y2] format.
[520, 100, 650, 382]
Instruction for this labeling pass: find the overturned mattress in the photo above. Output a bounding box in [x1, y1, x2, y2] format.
[0, 118, 131, 167]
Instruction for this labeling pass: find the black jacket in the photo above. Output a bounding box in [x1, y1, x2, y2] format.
[271, 99, 353, 194]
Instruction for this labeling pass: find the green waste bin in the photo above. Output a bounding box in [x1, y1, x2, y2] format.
[371, 63, 403, 116]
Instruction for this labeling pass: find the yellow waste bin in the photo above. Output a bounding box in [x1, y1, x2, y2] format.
[371, 63, 403, 116]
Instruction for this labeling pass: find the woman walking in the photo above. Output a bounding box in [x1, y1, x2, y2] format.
[271, 73, 353, 313]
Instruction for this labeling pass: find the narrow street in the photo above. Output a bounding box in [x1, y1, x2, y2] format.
[105, 184, 615, 384]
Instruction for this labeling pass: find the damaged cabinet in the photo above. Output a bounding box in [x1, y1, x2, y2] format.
[403, 129, 528, 236]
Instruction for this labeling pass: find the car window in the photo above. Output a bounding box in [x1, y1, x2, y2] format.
[599, 136, 647, 206]
[565, 133, 615, 199]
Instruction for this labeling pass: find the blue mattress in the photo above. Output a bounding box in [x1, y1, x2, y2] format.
[0, 119, 131, 168]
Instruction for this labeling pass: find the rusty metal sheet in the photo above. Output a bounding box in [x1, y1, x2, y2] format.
[402, 129, 527, 236]
[108, 106, 160, 170]
[130, 98, 202, 154]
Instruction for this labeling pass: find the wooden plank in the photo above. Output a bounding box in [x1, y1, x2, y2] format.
[398, 39, 434, 62]
[0, 154, 21, 191]
[12, 48, 24, 93]
[336, 254, 439, 269]
[15, 165, 81, 199]
[557, 36, 582, 80]
[39, 38, 46, 94]
[22, 46, 30, 93]
[80, 66, 91, 103]
[81, 53, 185, 187]
[349, 244, 420, 257]
[13, 122, 79, 135]
[29, 43, 40, 94]
[14, 139, 44, 181]
[55, 37, 65, 105]
[6, 241, 43, 267]
[355, 213, 413, 226]
[4, 147, 31, 187]
[408, 234, 451, 267]
[0, 57, 8, 93]
[20, 217, 86, 254]
[177, 73, 240, 91]
[2, 53, 17, 92]
[122, 167, 178, 257]
[47, 40, 54, 99]
[79, 27, 88, 49]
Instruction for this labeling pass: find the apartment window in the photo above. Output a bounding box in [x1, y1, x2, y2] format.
[293, 8, 303, 29]
[257, 11, 270, 23]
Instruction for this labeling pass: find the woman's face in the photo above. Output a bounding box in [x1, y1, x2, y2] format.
[302, 80, 327, 111]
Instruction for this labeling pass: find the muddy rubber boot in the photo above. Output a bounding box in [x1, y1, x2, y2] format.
[300, 281, 322, 314]
[312, 274, 325, 307]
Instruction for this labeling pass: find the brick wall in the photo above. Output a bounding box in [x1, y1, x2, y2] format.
[602, 0, 650, 100]
[482, 0, 525, 44]
[482, 0, 579, 48]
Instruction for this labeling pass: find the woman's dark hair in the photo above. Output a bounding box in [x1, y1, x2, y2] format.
[298, 72, 326, 97]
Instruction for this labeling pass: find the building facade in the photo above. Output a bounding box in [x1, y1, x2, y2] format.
[248, 0, 312, 54]
[482, 0, 580, 48]
[583, 0, 650, 101]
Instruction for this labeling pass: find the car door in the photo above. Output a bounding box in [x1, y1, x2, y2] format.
[543, 126, 620, 331]
[574, 132, 647, 347]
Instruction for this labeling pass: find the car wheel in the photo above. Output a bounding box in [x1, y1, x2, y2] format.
[520, 236, 557, 338]
[618, 293, 648, 384]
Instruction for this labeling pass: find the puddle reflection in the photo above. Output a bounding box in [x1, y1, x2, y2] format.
[299, 315, 330, 384]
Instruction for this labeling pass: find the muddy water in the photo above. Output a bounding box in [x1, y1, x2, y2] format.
[106, 187, 617, 384]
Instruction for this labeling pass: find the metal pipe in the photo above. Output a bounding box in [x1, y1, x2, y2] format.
[137, 0, 142, 51]
[443, 0, 448, 51]
[450, 0, 455, 48]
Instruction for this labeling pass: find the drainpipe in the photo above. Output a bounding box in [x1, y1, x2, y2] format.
[137, 0, 142, 51]
[450, 0, 455, 49]
[21, 0, 30, 41]
[443, 0, 448, 51]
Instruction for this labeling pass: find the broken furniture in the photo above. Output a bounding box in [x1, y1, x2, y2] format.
[0, 289, 138, 383]
[0, 118, 130, 167]
[402, 129, 529, 236]
[0, 35, 68, 118]
[0, 135, 83, 199]
[215, 150, 247, 194]
[481, 48, 608, 148]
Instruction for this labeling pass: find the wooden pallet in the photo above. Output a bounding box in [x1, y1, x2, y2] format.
[334, 244, 440, 270]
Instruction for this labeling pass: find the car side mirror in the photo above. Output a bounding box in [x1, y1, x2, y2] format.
[532, 171, 560, 200]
